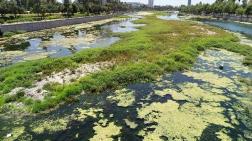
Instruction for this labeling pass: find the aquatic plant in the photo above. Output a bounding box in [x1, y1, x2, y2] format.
[0, 13, 252, 112]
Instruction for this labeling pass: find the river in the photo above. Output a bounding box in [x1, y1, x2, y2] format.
[0, 12, 251, 140]
[0, 15, 145, 67]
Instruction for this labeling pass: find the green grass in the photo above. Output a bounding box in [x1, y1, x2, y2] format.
[2, 30, 26, 37]
[0, 13, 252, 112]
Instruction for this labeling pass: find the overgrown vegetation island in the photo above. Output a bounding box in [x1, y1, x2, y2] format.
[0, 0, 252, 140]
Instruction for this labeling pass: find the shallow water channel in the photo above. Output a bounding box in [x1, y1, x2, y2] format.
[201, 19, 252, 38]
[157, 11, 180, 21]
[1, 48, 252, 140]
[160, 12, 252, 40]
[0, 16, 144, 67]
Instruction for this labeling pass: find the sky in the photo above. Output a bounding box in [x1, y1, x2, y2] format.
[120, 0, 216, 6]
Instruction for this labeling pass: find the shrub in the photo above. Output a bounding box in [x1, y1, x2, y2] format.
[0, 19, 5, 24]
[3, 32, 16, 37]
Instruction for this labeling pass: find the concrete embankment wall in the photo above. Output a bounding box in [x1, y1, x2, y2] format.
[213, 14, 252, 23]
[0, 15, 114, 33]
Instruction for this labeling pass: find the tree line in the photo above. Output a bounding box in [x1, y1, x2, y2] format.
[0, 0, 130, 19]
[180, 0, 252, 17]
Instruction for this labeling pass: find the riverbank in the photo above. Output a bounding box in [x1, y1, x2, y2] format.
[187, 14, 252, 24]
[0, 12, 251, 113]
[0, 14, 119, 35]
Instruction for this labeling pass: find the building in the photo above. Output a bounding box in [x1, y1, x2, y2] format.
[127, 2, 145, 8]
[101, 0, 107, 5]
[148, 0, 154, 8]
[188, 0, 191, 6]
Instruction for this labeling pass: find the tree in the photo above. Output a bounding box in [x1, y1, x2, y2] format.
[223, 0, 238, 15]
[236, 7, 245, 15]
[8, 0, 23, 18]
[63, 0, 73, 17]
[242, 0, 248, 8]
[78, 0, 89, 14]
[72, 2, 79, 14]
[245, 4, 252, 16]
[0, 0, 9, 17]
[236, 7, 245, 20]
[33, 0, 41, 17]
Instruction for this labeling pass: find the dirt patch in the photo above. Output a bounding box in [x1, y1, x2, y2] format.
[9, 61, 115, 100]
[192, 25, 217, 35]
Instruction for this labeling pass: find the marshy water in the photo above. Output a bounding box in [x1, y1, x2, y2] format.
[202, 19, 252, 47]
[0, 13, 252, 141]
[157, 12, 180, 20]
[160, 12, 252, 39]
[0, 16, 144, 67]
[1, 48, 251, 140]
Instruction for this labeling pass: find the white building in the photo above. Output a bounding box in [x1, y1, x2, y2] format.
[148, 0, 154, 8]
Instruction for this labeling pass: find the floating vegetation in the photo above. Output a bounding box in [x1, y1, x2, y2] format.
[1, 48, 251, 141]
[41, 33, 97, 48]
[137, 88, 231, 140]
[74, 107, 103, 122]
[183, 72, 234, 88]
[136, 49, 251, 140]
[0, 16, 143, 67]
[2, 126, 25, 141]
[4, 41, 30, 51]
[0, 51, 25, 67]
[31, 118, 68, 134]
[23, 52, 50, 61]
[107, 88, 135, 107]
[90, 122, 121, 141]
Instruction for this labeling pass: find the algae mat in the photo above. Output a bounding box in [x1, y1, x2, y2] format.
[0, 49, 251, 140]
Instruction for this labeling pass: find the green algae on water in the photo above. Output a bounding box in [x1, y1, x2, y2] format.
[90, 122, 121, 141]
[31, 118, 68, 134]
[107, 88, 135, 107]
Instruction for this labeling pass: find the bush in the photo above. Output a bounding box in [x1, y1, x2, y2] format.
[0, 19, 5, 24]
[3, 31, 16, 37]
